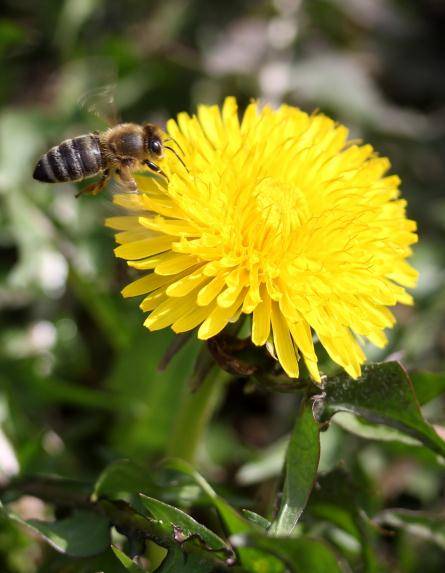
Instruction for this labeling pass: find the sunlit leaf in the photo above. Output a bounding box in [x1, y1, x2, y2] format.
[314, 362, 445, 459]
[242, 510, 271, 531]
[333, 412, 420, 446]
[139, 494, 232, 562]
[161, 459, 253, 535]
[112, 546, 145, 571]
[161, 459, 283, 572]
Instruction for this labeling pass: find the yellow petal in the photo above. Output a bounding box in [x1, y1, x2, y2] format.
[113, 193, 143, 211]
[140, 194, 186, 220]
[139, 216, 200, 237]
[105, 216, 141, 230]
[198, 291, 245, 340]
[140, 288, 168, 311]
[145, 293, 196, 331]
[270, 302, 299, 379]
[172, 302, 215, 333]
[166, 270, 208, 297]
[122, 272, 176, 298]
[367, 330, 388, 348]
[115, 229, 150, 245]
[128, 253, 173, 270]
[289, 321, 320, 382]
[197, 274, 227, 306]
[114, 236, 173, 261]
[318, 329, 365, 379]
[252, 290, 271, 346]
[217, 283, 245, 308]
[155, 254, 200, 276]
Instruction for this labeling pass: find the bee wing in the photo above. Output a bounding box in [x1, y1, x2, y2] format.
[78, 84, 121, 127]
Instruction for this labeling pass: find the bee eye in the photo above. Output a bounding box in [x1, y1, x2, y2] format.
[150, 139, 162, 155]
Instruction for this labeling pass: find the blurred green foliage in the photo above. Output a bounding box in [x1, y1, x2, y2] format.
[0, 0, 444, 571]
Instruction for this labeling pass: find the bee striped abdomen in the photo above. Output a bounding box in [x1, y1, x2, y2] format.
[33, 134, 103, 183]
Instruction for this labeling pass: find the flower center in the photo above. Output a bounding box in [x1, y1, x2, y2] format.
[254, 178, 305, 236]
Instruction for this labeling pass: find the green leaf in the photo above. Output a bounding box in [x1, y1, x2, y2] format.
[138, 495, 232, 562]
[236, 436, 289, 485]
[155, 547, 215, 573]
[307, 468, 361, 537]
[375, 509, 445, 550]
[94, 459, 159, 501]
[358, 515, 385, 573]
[8, 509, 110, 557]
[410, 371, 445, 405]
[233, 534, 345, 573]
[106, 330, 200, 458]
[242, 510, 271, 531]
[314, 362, 445, 459]
[333, 412, 420, 446]
[112, 546, 145, 571]
[269, 399, 320, 536]
[94, 459, 203, 508]
[2, 361, 130, 413]
[161, 459, 254, 536]
[38, 548, 132, 573]
[161, 459, 283, 572]
[307, 468, 382, 573]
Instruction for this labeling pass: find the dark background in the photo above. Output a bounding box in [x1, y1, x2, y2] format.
[0, 1, 444, 571]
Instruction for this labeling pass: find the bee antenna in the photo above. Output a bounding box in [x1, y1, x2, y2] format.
[165, 146, 189, 173]
[164, 137, 185, 156]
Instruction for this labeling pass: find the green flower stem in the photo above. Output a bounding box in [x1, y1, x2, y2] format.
[167, 367, 228, 463]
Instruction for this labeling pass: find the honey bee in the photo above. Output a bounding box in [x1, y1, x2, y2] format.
[33, 88, 185, 196]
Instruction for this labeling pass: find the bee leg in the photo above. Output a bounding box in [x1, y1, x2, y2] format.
[116, 165, 138, 193]
[143, 160, 169, 182]
[75, 169, 110, 198]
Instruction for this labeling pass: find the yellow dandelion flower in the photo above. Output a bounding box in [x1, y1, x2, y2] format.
[106, 97, 418, 382]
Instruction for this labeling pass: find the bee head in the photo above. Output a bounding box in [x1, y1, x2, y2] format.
[143, 124, 164, 159]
